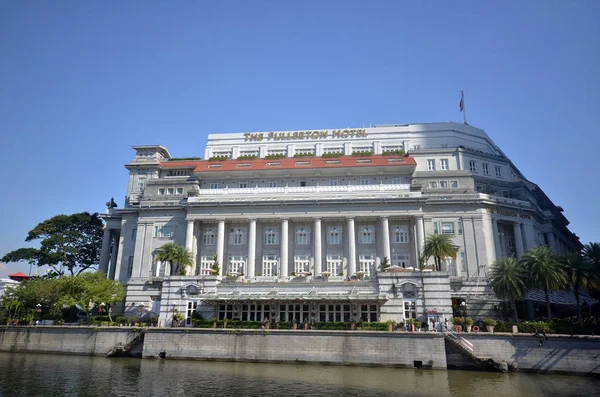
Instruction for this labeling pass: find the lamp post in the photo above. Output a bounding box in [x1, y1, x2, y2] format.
[35, 303, 42, 325]
[139, 303, 146, 324]
[460, 301, 468, 318]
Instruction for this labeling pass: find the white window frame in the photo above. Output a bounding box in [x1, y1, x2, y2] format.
[154, 225, 173, 238]
[262, 254, 278, 276]
[200, 255, 215, 275]
[441, 222, 455, 234]
[495, 165, 503, 178]
[439, 180, 448, 188]
[469, 160, 477, 173]
[440, 159, 449, 170]
[229, 228, 246, 245]
[404, 300, 416, 320]
[268, 181, 278, 188]
[358, 225, 375, 244]
[428, 181, 438, 189]
[264, 227, 279, 245]
[393, 226, 409, 244]
[358, 254, 375, 276]
[360, 178, 370, 185]
[295, 227, 310, 245]
[392, 252, 410, 268]
[167, 188, 174, 195]
[294, 254, 310, 274]
[450, 180, 458, 188]
[203, 228, 216, 245]
[137, 177, 146, 193]
[391, 178, 402, 185]
[446, 257, 457, 276]
[228, 255, 246, 274]
[176, 187, 184, 195]
[427, 159, 436, 171]
[482, 163, 489, 175]
[209, 182, 219, 189]
[328, 179, 339, 187]
[239, 181, 248, 188]
[326, 254, 342, 275]
[158, 188, 165, 195]
[327, 226, 342, 245]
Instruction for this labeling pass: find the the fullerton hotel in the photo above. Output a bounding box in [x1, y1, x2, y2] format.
[100, 122, 580, 326]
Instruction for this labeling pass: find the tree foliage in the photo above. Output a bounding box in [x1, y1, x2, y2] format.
[155, 242, 193, 276]
[562, 252, 598, 326]
[422, 234, 457, 271]
[1, 212, 104, 276]
[489, 257, 528, 322]
[0, 271, 124, 324]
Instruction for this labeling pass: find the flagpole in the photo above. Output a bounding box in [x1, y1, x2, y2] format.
[461, 90, 468, 125]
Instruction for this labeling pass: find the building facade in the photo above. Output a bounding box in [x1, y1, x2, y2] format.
[100, 122, 580, 326]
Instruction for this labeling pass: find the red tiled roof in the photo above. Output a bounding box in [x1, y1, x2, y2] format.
[160, 155, 415, 173]
[8, 272, 29, 279]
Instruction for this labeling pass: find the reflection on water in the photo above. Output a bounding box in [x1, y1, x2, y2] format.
[0, 352, 595, 397]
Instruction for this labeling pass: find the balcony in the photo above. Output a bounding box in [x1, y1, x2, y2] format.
[188, 183, 417, 204]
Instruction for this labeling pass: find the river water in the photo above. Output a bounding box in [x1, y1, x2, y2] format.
[0, 352, 596, 397]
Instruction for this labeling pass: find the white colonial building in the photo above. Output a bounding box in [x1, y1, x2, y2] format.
[100, 122, 580, 327]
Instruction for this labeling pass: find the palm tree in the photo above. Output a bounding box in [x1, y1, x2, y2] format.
[583, 242, 600, 270]
[520, 246, 567, 321]
[156, 242, 193, 276]
[422, 234, 457, 271]
[489, 257, 527, 322]
[562, 253, 598, 327]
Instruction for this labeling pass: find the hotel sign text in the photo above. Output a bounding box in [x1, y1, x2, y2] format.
[243, 129, 368, 142]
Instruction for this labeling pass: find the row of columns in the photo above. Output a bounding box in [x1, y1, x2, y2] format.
[184, 216, 426, 277]
[99, 228, 120, 280]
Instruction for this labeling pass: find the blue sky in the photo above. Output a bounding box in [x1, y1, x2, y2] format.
[1, 1, 598, 277]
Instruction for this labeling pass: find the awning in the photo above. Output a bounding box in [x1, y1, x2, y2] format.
[525, 290, 599, 306]
[198, 287, 387, 303]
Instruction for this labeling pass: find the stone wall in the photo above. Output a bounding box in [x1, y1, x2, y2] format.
[0, 327, 135, 356]
[142, 328, 448, 368]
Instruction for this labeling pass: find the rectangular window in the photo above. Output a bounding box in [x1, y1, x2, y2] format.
[167, 188, 174, 195]
[176, 188, 184, 195]
[404, 301, 416, 320]
[299, 181, 307, 187]
[457, 220, 463, 235]
[476, 185, 484, 193]
[262, 254, 278, 276]
[450, 180, 458, 188]
[327, 226, 342, 245]
[393, 226, 409, 244]
[228, 255, 246, 274]
[360, 178, 370, 185]
[137, 177, 146, 193]
[427, 159, 436, 171]
[264, 227, 279, 245]
[326, 255, 342, 275]
[158, 188, 165, 195]
[239, 181, 248, 188]
[433, 222, 439, 234]
[328, 179, 339, 186]
[441, 222, 455, 234]
[294, 254, 310, 274]
[502, 190, 510, 198]
[440, 159, 449, 170]
[209, 182, 219, 189]
[392, 253, 409, 268]
[229, 228, 246, 245]
[495, 165, 503, 178]
[131, 228, 137, 241]
[358, 254, 375, 276]
[391, 178, 402, 185]
[447, 257, 457, 276]
[159, 226, 173, 238]
[482, 163, 489, 175]
[127, 256, 134, 277]
[203, 228, 216, 245]
[460, 252, 467, 272]
[359, 225, 375, 244]
[469, 160, 477, 173]
[428, 181, 438, 189]
[439, 180, 448, 188]
[268, 181, 278, 188]
[295, 227, 310, 245]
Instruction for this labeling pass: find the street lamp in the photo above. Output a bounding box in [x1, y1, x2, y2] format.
[460, 301, 468, 317]
[139, 303, 146, 324]
[35, 303, 42, 325]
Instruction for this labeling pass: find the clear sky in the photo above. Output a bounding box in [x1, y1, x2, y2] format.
[1, 1, 598, 277]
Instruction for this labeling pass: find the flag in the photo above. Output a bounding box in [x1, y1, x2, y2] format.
[459, 91, 464, 112]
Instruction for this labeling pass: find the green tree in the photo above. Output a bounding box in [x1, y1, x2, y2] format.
[211, 253, 220, 275]
[155, 242, 193, 276]
[489, 257, 527, 322]
[562, 253, 598, 327]
[1, 212, 104, 276]
[380, 256, 390, 271]
[422, 234, 457, 271]
[520, 246, 567, 321]
[583, 242, 600, 271]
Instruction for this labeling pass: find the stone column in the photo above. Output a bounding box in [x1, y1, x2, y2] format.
[482, 215, 497, 266]
[513, 223, 525, 258]
[108, 232, 119, 280]
[247, 219, 256, 277]
[280, 218, 289, 277]
[492, 219, 501, 258]
[313, 218, 322, 275]
[185, 220, 194, 275]
[547, 232, 557, 251]
[347, 217, 356, 276]
[217, 220, 225, 276]
[416, 216, 425, 254]
[381, 216, 391, 262]
[99, 228, 111, 274]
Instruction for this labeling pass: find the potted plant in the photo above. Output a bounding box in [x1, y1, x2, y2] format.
[172, 312, 184, 327]
[464, 317, 474, 332]
[483, 318, 497, 333]
[452, 317, 464, 332]
[292, 319, 298, 330]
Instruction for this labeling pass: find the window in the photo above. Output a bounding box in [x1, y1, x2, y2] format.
[299, 181, 307, 187]
[326, 255, 342, 275]
[127, 256, 134, 277]
[176, 188, 184, 195]
[441, 222, 455, 234]
[209, 182, 219, 189]
[264, 227, 279, 245]
[502, 190, 510, 198]
[427, 159, 436, 171]
[218, 304, 235, 320]
[154, 225, 173, 238]
[358, 254, 375, 276]
[137, 177, 146, 193]
[239, 181, 248, 188]
[450, 180, 458, 188]
[327, 226, 342, 244]
[393, 226, 409, 243]
[392, 253, 409, 268]
[391, 178, 402, 185]
[229, 228, 246, 245]
[294, 254, 310, 274]
[359, 304, 378, 322]
[446, 257, 457, 276]
[476, 185, 484, 193]
[482, 163, 489, 175]
[203, 228, 216, 245]
[200, 255, 215, 275]
[360, 178, 370, 185]
[495, 165, 503, 178]
[457, 220, 463, 235]
[433, 222, 439, 234]
[469, 160, 477, 173]
[186, 301, 198, 326]
[268, 181, 278, 188]
[295, 227, 310, 245]
[158, 188, 165, 195]
[439, 180, 448, 188]
[460, 252, 467, 272]
[318, 303, 351, 322]
[228, 255, 246, 274]
[262, 254, 278, 276]
[167, 188, 174, 195]
[428, 181, 438, 189]
[328, 179, 339, 186]
[440, 159, 449, 170]
[404, 301, 416, 320]
[167, 170, 191, 177]
[241, 303, 271, 322]
[359, 225, 375, 244]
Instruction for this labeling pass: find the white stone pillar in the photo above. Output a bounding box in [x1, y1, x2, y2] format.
[247, 219, 256, 277]
[217, 220, 225, 276]
[492, 219, 501, 258]
[482, 215, 497, 266]
[381, 216, 391, 262]
[108, 232, 119, 280]
[99, 228, 111, 274]
[185, 220, 194, 275]
[280, 218, 289, 277]
[347, 217, 356, 276]
[513, 223, 525, 258]
[416, 216, 425, 254]
[314, 218, 322, 275]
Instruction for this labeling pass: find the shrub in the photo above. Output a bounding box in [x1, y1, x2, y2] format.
[293, 153, 315, 158]
[237, 155, 258, 160]
[208, 156, 230, 161]
[322, 152, 344, 158]
[352, 151, 374, 157]
[264, 154, 286, 160]
[483, 318, 497, 327]
[382, 150, 405, 156]
[464, 317, 474, 326]
[168, 157, 202, 161]
[452, 317, 465, 326]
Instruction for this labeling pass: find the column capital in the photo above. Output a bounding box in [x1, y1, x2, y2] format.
[281, 217, 289, 222]
[380, 216, 389, 220]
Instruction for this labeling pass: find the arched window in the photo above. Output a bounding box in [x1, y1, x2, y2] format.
[203, 228, 216, 245]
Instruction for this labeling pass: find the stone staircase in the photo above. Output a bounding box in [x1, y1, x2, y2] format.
[105, 329, 145, 358]
[442, 328, 508, 372]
